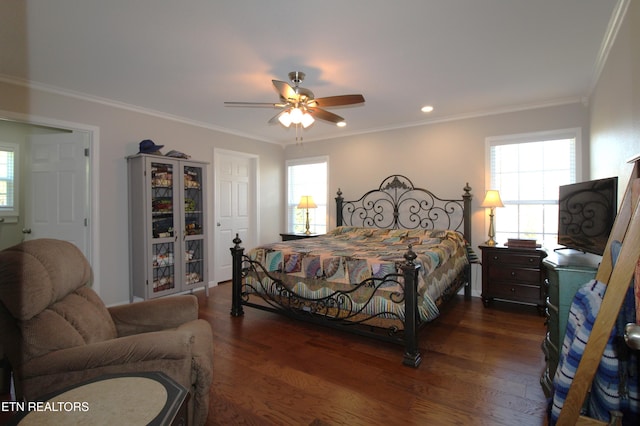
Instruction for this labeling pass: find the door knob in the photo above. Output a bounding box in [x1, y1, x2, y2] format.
[624, 323, 640, 351]
[22, 228, 32, 234]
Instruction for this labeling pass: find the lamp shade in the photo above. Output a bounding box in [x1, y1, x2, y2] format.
[480, 190, 504, 208]
[297, 195, 317, 209]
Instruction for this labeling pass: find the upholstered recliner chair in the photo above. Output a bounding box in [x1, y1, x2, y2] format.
[0, 239, 213, 425]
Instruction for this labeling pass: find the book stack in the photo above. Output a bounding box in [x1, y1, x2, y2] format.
[506, 238, 540, 248]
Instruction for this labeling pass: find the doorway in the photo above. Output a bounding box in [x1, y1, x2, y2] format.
[0, 113, 98, 290]
[24, 132, 90, 253]
[213, 149, 258, 283]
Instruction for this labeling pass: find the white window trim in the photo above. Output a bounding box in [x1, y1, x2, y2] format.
[485, 127, 583, 189]
[286, 155, 329, 232]
[0, 141, 19, 223]
[484, 127, 582, 245]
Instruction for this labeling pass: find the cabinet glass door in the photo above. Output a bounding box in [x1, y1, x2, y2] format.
[183, 164, 205, 286]
[184, 239, 204, 285]
[183, 165, 203, 236]
[151, 161, 176, 293]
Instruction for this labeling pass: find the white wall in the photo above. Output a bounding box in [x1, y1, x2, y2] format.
[5, 0, 636, 305]
[0, 80, 285, 306]
[284, 102, 590, 295]
[590, 0, 640, 194]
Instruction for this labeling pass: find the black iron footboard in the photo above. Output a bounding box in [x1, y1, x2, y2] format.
[230, 234, 425, 367]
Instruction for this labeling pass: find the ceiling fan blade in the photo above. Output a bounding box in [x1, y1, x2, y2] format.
[310, 94, 365, 107]
[224, 101, 288, 108]
[272, 80, 297, 102]
[296, 86, 314, 100]
[308, 107, 344, 124]
[268, 110, 286, 125]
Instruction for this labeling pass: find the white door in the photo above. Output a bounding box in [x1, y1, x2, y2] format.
[25, 132, 89, 256]
[214, 151, 256, 283]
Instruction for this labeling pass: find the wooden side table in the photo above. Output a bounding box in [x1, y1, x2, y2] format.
[8, 371, 188, 426]
[480, 244, 547, 313]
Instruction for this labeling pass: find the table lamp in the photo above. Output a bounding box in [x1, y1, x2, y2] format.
[480, 189, 504, 246]
[297, 195, 317, 235]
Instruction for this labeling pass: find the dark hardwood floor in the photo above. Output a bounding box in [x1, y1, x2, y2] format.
[0, 284, 548, 425]
[198, 283, 549, 425]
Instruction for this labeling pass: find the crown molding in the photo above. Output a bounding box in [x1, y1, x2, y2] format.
[0, 73, 587, 147]
[589, 0, 630, 95]
[0, 74, 283, 146]
[296, 96, 586, 144]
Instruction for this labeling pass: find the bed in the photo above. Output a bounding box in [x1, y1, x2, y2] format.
[230, 174, 473, 367]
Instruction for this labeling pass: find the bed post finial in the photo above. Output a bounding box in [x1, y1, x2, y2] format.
[463, 182, 472, 197]
[404, 244, 417, 264]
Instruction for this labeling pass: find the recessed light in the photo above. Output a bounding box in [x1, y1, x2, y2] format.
[337, 121, 347, 127]
[421, 105, 434, 113]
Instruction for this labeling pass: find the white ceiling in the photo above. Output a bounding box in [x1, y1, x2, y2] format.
[0, 0, 620, 145]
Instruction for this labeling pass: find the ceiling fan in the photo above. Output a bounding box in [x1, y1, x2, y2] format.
[224, 71, 365, 129]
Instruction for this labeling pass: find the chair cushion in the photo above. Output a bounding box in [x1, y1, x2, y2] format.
[0, 239, 92, 320]
[21, 286, 118, 360]
[0, 240, 118, 361]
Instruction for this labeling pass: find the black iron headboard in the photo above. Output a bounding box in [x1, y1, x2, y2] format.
[335, 175, 473, 242]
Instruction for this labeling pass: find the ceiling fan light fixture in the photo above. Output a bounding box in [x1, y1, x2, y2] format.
[226, 71, 365, 135]
[301, 112, 315, 128]
[336, 121, 347, 127]
[289, 107, 303, 124]
[278, 111, 292, 127]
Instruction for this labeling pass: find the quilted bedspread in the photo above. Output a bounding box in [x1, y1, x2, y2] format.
[245, 226, 469, 322]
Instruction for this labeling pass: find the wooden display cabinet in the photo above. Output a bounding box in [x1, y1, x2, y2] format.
[127, 154, 209, 300]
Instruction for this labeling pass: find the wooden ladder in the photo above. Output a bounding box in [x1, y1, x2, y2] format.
[557, 156, 640, 425]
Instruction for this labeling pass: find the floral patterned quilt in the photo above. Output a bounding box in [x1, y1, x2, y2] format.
[245, 226, 469, 322]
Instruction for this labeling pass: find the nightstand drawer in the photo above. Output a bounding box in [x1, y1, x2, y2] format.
[488, 266, 541, 284]
[487, 252, 542, 267]
[488, 281, 542, 302]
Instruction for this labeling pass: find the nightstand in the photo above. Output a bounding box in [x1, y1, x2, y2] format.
[480, 244, 547, 313]
[279, 233, 322, 241]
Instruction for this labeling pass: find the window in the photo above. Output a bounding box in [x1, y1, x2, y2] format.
[0, 143, 18, 218]
[486, 129, 580, 248]
[286, 157, 328, 234]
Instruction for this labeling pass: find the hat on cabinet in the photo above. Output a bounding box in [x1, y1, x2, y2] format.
[138, 139, 164, 154]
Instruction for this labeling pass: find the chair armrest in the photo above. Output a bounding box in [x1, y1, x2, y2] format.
[108, 295, 199, 336]
[23, 329, 195, 378]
